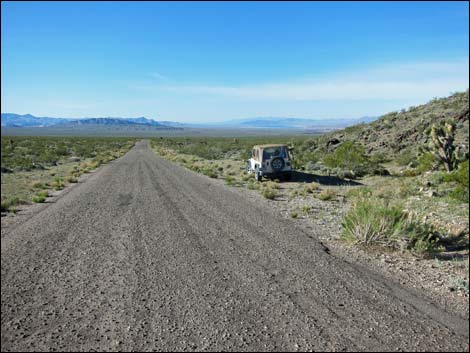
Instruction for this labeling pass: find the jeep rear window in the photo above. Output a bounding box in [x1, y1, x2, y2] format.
[263, 147, 287, 160]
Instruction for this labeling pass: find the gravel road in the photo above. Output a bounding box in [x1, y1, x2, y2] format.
[1, 141, 468, 352]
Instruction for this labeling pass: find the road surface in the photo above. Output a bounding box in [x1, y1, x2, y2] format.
[1, 141, 468, 351]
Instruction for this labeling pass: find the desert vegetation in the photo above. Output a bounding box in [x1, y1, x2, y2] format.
[151, 92, 469, 260]
[1, 136, 136, 212]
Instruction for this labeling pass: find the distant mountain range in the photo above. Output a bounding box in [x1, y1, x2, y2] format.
[68, 117, 165, 127]
[216, 116, 378, 129]
[1, 114, 173, 129]
[155, 116, 378, 129]
[1, 113, 378, 130]
[0, 113, 72, 127]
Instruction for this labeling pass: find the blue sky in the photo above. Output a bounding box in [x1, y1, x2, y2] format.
[1, 1, 469, 122]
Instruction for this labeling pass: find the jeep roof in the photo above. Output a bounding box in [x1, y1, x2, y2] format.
[252, 144, 289, 149]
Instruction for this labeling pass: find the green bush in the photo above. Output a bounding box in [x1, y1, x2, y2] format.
[201, 167, 218, 178]
[323, 142, 368, 170]
[342, 198, 441, 253]
[51, 177, 65, 190]
[32, 191, 48, 203]
[370, 152, 390, 164]
[1, 197, 24, 212]
[225, 175, 236, 185]
[444, 160, 469, 202]
[448, 160, 469, 186]
[416, 152, 437, 173]
[395, 149, 417, 167]
[261, 188, 277, 200]
[322, 141, 381, 177]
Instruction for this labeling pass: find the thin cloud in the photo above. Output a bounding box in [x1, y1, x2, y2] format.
[149, 72, 169, 81]
[152, 58, 469, 101]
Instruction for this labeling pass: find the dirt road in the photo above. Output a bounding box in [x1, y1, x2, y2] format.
[1, 141, 468, 351]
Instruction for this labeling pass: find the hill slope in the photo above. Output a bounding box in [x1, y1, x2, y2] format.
[319, 91, 469, 156]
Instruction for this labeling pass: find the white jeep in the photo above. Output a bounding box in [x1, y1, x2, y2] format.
[246, 144, 293, 182]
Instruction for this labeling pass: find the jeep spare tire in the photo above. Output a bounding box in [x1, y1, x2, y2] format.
[271, 157, 285, 171]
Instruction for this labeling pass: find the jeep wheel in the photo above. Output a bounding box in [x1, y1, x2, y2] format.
[271, 157, 285, 172]
[255, 167, 262, 182]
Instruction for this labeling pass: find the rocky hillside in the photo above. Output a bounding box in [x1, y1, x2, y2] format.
[321, 91, 469, 156]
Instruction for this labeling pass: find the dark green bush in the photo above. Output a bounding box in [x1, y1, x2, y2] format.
[443, 160, 469, 202]
[416, 152, 437, 173]
[323, 141, 368, 170]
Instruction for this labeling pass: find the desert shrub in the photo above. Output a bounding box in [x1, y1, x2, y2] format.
[449, 276, 470, 295]
[395, 149, 417, 167]
[224, 176, 243, 187]
[1, 137, 136, 171]
[240, 173, 252, 182]
[443, 160, 469, 202]
[397, 180, 418, 198]
[264, 181, 280, 189]
[1, 197, 25, 212]
[291, 212, 298, 218]
[416, 152, 437, 173]
[444, 160, 469, 186]
[318, 188, 335, 201]
[65, 175, 78, 183]
[303, 183, 320, 193]
[342, 198, 441, 253]
[401, 169, 419, 177]
[323, 142, 367, 169]
[371, 165, 391, 176]
[30, 181, 47, 189]
[32, 191, 48, 203]
[51, 177, 65, 190]
[370, 152, 390, 164]
[261, 187, 277, 200]
[290, 189, 304, 198]
[429, 171, 446, 186]
[224, 175, 236, 185]
[322, 141, 381, 177]
[346, 187, 373, 199]
[246, 180, 261, 190]
[201, 167, 218, 178]
[293, 151, 319, 170]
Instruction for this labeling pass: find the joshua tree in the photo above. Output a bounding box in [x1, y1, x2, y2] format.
[423, 119, 467, 172]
